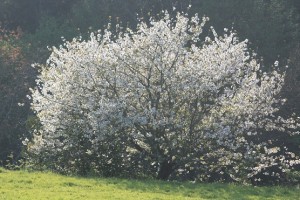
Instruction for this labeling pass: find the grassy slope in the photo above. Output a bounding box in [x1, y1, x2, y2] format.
[0, 168, 299, 200]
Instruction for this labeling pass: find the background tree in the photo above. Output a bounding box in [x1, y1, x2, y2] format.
[0, 26, 33, 165]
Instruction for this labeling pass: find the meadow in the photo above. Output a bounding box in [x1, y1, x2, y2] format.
[0, 168, 299, 200]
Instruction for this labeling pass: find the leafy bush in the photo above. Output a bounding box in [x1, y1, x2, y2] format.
[27, 10, 300, 184]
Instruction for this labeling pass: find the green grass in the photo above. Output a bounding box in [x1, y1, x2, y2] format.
[0, 168, 299, 200]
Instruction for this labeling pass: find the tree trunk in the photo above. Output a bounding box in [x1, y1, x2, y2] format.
[157, 160, 175, 180]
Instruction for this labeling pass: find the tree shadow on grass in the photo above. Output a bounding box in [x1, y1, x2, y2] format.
[91, 177, 299, 199]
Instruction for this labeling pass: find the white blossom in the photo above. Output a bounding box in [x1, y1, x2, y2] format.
[27, 11, 300, 182]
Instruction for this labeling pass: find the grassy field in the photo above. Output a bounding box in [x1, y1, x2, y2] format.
[0, 168, 299, 200]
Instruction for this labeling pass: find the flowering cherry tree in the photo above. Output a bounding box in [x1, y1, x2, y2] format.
[27, 11, 300, 182]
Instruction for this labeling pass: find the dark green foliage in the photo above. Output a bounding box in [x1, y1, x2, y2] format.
[0, 0, 80, 32]
[26, 15, 78, 48]
[0, 28, 34, 165]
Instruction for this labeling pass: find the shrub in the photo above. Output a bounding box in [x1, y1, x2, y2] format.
[27, 10, 300, 183]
